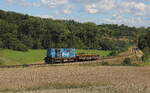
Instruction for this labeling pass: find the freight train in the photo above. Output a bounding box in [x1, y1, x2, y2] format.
[44, 48, 99, 64]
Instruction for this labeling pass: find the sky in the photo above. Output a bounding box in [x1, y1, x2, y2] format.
[0, 0, 150, 27]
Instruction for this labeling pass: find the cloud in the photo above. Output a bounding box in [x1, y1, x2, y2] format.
[124, 0, 150, 2]
[62, 4, 74, 14]
[41, 0, 68, 8]
[101, 15, 150, 27]
[22, 2, 41, 7]
[4, 0, 150, 27]
[119, 1, 150, 17]
[6, 0, 22, 3]
[6, 0, 42, 7]
[83, 0, 150, 17]
[63, 9, 72, 14]
[85, 4, 98, 14]
[38, 15, 52, 18]
[84, 0, 115, 14]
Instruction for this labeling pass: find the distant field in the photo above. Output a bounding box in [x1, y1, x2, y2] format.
[0, 49, 111, 65]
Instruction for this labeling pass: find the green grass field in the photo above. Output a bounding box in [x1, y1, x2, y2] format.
[0, 49, 46, 65]
[0, 49, 111, 65]
[76, 49, 111, 56]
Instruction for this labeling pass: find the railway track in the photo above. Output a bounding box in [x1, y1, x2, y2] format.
[0, 48, 142, 68]
[0, 63, 47, 68]
[0, 53, 137, 68]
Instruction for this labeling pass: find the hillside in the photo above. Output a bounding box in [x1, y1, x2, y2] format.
[0, 9, 149, 51]
[0, 49, 46, 65]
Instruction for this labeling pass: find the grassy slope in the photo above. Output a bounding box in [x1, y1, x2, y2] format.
[0, 49, 46, 65]
[0, 49, 111, 65]
[76, 49, 111, 56]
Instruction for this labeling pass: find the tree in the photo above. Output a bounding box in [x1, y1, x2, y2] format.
[0, 38, 2, 48]
[138, 29, 150, 62]
[0, 9, 145, 51]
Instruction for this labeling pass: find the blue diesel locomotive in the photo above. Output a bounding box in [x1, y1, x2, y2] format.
[44, 48, 99, 64]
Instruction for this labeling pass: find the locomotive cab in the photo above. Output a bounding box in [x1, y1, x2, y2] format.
[45, 48, 76, 64]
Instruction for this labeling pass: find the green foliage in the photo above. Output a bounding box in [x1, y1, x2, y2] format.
[98, 39, 130, 51]
[122, 58, 132, 65]
[0, 38, 2, 48]
[98, 24, 138, 39]
[138, 30, 150, 62]
[22, 64, 29, 68]
[3, 36, 28, 51]
[141, 54, 150, 62]
[138, 35, 149, 51]
[101, 61, 109, 65]
[0, 19, 28, 51]
[0, 61, 3, 65]
[108, 51, 118, 56]
[0, 9, 147, 51]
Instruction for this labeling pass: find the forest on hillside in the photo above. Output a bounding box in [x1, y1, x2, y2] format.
[0, 10, 149, 52]
[138, 30, 150, 61]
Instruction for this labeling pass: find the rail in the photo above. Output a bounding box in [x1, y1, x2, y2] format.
[0, 48, 140, 68]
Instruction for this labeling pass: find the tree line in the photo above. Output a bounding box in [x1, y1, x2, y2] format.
[138, 29, 150, 61]
[0, 10, 149, 51]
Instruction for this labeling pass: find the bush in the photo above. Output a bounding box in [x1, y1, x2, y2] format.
[0, 58, 3, 65]
[0, 62, 3, 65]
[101, 61, 109, 65]
[0, 38, 3, 48]
[2, 35, 28, 51]
[99, 39, 130, 51]
[108, 51, 118, 56]
[22, 64, 29, 68]
[141, 54, 150, 62]
[122, 58, 132, 65]
[13, 43, 28, 51]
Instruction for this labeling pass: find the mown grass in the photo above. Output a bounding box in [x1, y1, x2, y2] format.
[0, 49, 46, 65]
[0, 49, 111, 65]
[76, 49, 112, 56]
